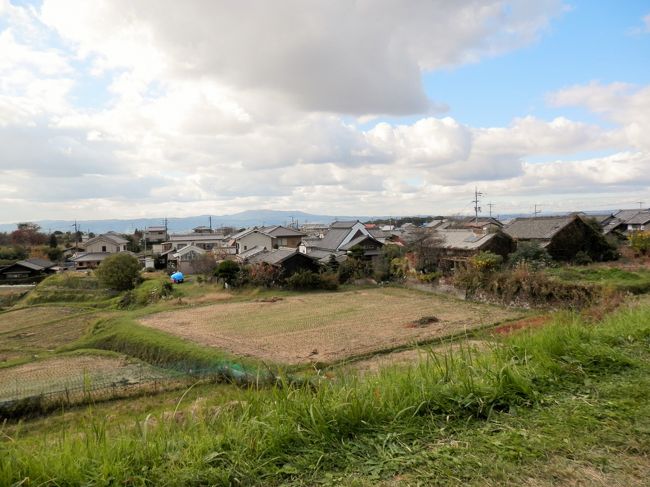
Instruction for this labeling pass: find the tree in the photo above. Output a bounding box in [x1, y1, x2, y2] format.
[214, 260, 240, 285]
[95, 253, 141, 291]
[48, 233, 58, 248]
[11, 223, 47, 246]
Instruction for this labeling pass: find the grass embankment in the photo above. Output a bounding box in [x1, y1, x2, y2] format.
[548, 266, 650, 294]
[2, 300, 649, 485]
[19, 273, 116, 307]
[69, 316, 269, 380]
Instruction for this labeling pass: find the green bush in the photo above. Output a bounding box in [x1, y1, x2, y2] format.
[284, 270, 339, 291]
[508, 242, 553, 270]
[95, 253, 142, 291]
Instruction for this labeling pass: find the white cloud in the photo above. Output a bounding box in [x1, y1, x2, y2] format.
[2, 1, 649, 223]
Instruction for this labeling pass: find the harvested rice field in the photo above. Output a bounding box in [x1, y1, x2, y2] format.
[0, 306, 100, 363]
[139, 287, 522, 364]
[0, 354, 175, 402]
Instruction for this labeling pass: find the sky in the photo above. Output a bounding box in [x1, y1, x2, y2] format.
[0, 0, 649, 223]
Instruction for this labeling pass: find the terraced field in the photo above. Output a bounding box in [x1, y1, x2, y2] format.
[139, 287, 522, 364]
[0, 354, 175, 401]
[0, 306, 99, 363]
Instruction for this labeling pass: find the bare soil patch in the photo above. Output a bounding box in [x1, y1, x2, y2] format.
[0, 354, 172, 401]
[138, 288, 520, 365]
[491, 315, 550, 335]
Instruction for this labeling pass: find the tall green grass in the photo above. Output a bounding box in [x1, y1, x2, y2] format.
[2, 302, 648, 485]
[547, 266, 650, 294]
[68, 316, 268, 381]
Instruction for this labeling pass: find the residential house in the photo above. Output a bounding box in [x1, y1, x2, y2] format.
[83, 232, 129, 253]
[245, 248, 320, 276]
[161, 233, 229, 253]
[69, 232, 130, 270]
[144, 226, 168, 253]
[300, 220, 383, 262]
[0, 258, 56, 283]
[231, 226, 306, 254]
[601, 209, 650, 236]
[504, 215, 608, 261]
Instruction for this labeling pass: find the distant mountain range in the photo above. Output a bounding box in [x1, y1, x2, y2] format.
[0, 208, 624, 234]
[0, 210, 379, 234]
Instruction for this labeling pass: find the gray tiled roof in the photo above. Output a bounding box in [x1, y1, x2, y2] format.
[313, 228, 351, 250]
[260, 225, 306, 237]
[248, 248, 316, 266]
[436, 230, 500, 250]
[504, 216, 577, 240]
[613, 209, 645, 222]
[330, 221, 359, 229]
[20, 258, 55, 270]
[626, 211, 650, 225]
[339, 235, 382, 251]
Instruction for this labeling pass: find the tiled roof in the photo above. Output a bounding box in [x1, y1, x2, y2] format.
[339, 235, 382, 251]
[436, 230, 500, 250]
[504, 216, 577, 240]
[248, 248, 316, 266]
[626, 211, 650, 225]
[330, 220, 359, 229]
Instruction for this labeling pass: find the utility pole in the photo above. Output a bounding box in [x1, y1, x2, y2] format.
[471, 187, 483, 223]
[533, 204, 542, 218]
[72, 220, 79, 246]
[209, 215, 212, 232]
[638, 201, 644, 210]
[487, 202, 495, 218]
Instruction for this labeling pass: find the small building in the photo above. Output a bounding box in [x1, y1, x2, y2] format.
[0, 258, 56, 283]
[69, 251, 137, 270]
[166, 245, 208, 274]
[161, 233, 228, 253]
[434, 229, 515, 271]
[504, 215, 607, 261]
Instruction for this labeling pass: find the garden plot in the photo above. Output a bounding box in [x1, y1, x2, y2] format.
[139, 288, 521, 365]
[0, 354, 174, 402]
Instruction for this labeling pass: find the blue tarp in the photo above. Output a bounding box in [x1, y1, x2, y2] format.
[170, 271, 184, 283]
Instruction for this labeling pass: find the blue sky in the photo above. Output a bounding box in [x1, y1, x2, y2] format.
[0, 0, 649, 222]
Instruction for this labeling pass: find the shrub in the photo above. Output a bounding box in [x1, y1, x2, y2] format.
[508, 242, 553, 270]
[629, 231, 650, 256]
[248, 262, 282, 288]
[95, 253, 142, 291]
[470, 251, 503, 272]
[337, 258, 371, 283]
[573, 250, 592, 266]
[284, 270, 339, 291]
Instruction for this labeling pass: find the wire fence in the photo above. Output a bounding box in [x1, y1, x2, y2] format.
[0, 362, 270, 419]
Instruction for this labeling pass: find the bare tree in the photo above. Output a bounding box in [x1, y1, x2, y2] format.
[406, 228, 445, 273]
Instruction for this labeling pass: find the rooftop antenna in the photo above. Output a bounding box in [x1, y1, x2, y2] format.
[533, 204, 542, 218]
[638, 201, 644, 210]
[471, 187, 483, 223]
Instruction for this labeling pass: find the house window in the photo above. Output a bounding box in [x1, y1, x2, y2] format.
[244, 245, 247, 250]
[102, 245, 107, 252]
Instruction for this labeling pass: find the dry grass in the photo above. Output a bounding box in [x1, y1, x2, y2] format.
[138, 287, 521, 364]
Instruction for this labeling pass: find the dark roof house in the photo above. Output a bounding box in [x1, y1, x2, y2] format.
[0, 258, 56, 283]
[504, 215, 609, 261]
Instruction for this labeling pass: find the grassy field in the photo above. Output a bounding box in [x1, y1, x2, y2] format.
[138, 287, 521, 364]
[1, 297, 648, 485]
[547, 265, 650, 294]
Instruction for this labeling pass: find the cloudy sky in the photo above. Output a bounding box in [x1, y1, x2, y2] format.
[0, 0, 649, 223]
